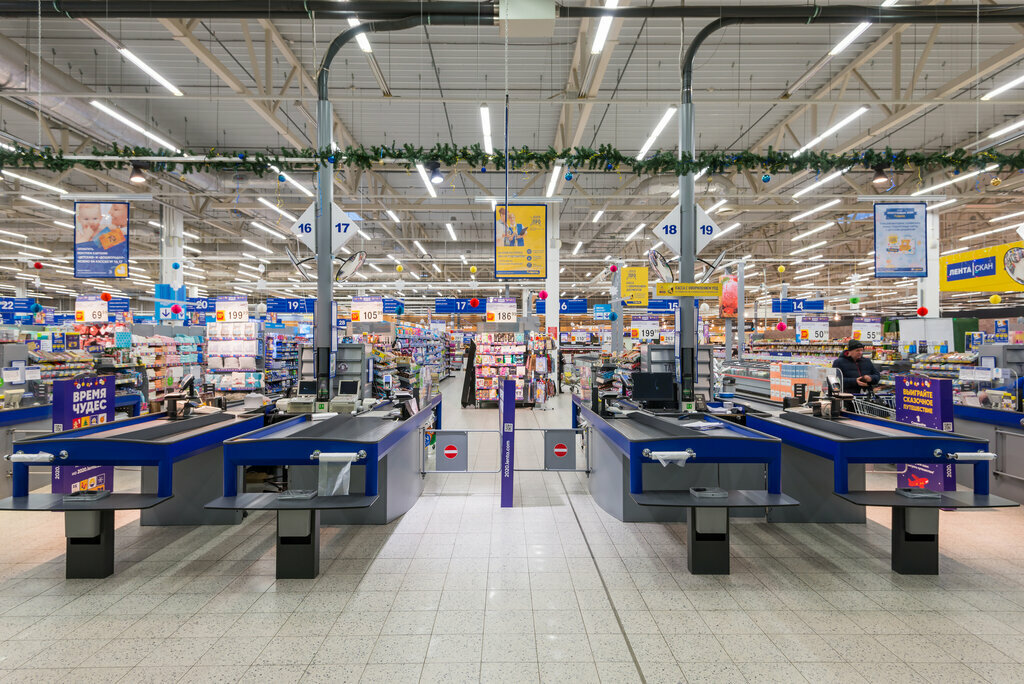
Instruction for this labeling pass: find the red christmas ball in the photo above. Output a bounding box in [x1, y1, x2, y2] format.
[609, 264, 618, 273]
[170, 304, 182, 314]
[32, 262, 42, 269]
[917, 307, 928, 317]
[538, 290, 548, 300]
[776, 322, 787, 331]
[470, 298, 479, 308]
[100, 292, 111, 302]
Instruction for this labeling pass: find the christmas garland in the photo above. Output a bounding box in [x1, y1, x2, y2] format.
[1, 143, 1022, 178]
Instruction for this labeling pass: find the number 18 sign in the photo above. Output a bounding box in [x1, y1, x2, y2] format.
[486, 297, 518, 323]
[651, 203, 722, 256]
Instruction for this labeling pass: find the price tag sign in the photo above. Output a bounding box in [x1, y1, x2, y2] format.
[351, 296, 384, 323]
[75, 295, 108, 323]
[216, 295, 248, 322]
[797, 315, 830, 343]
[852, 316, 882, 344]
[486, 297, 518, 323]
[631, 315, 660, 341]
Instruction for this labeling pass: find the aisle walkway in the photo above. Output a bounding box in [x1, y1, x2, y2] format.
[1, 376, 1024, 682]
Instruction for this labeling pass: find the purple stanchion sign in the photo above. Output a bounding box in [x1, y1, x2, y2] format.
[51, 376, 115, 494]
[499, 378, 516, 508]
[895, 375, 956, 492]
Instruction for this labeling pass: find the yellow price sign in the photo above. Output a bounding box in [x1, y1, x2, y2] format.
[655, 282, 723, 298]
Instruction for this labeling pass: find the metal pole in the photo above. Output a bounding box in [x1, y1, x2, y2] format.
[678, 30, 696, 404]
[737, 261, 746, 359]
[314, 98, 333, 401]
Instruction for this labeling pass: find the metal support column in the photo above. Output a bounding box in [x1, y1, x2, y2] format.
[737, 262, 746, 358]
[678, 43, 696, 403]
[612, 269, 624, 355]
[921, 209, 940, 317]
[159, 206, 184, 288]
[314, 99, 334, 401]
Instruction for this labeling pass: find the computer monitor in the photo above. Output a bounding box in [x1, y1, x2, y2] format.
[631, 372, 676, 405]
[298, 380, 317, 396]
[337, 380, 359, 395]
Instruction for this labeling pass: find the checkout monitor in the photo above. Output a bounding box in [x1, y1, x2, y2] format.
[631, 372, 677, 410]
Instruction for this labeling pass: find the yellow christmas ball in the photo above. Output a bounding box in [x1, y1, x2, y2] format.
[470, 265, 477, 274]
[777, 265, 786, 274]
[396, 264, 404, 273]
[992, 177, 1002, 187]
[990, 294, 1002, 305]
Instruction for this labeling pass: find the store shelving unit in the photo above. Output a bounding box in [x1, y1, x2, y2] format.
[206, 320, 264, 394]
[336, 343, 366, 395]
[265, 334, 300, 395]
[476, 332, 528, 404]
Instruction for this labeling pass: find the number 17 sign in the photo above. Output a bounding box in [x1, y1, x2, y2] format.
[651, 203, 722, 256]
[290, 201, 358, 255]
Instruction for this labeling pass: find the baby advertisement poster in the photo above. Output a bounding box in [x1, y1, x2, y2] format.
[74, 201, 130, 278]
[873, 202, 927, 278]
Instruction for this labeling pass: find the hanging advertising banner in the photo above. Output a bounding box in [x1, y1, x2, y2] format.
[486, 297, 518, 323]
[494, 204, 547, 279]
[75, 294, 108, 324]
[434, 298, 485, 314]
[215, 295, 249, 322]
[593, 304, 611, 320]
[873, 202, 927, 278]
[651, 203, 722, 256]
[351, 296, 384, 323]
[535, 299, 588, 314]
[655, 282, 722, 298]
[74, 201, 129, 278]
[631, 315, 660, 341]
[771, 298, 825, 313]
[940, 240, 1024, 292]
[267, 298, 315, 314]
[852, 316, 883, 344]
[51, 376, 115, 494]
[719, 274, 738, 318]
[895, 376, 954, 432]
[290, 201, 358, 254]
[0, 297, 34, 324]
[796, 315, 830, 343]
[621, 266, 649, 307]
[383, 298, 405, 315]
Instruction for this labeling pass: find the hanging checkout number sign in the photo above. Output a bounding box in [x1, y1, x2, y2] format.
[797, 315, 830, 343]
[631, 315, 660, 341]
[216, 295, 249, 322]
[75, 294, 108, 323]
[852, 316, 882, 344]
[351, 296, 384, 323]
[486, 297, 518, 323]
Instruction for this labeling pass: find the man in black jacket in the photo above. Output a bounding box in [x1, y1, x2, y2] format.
[832, 339, 880, 393]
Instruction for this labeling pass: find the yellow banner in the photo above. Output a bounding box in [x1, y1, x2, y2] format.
[494, 204, 547, 279]
[656, 282, 723, 298]
[940, 240, 1024, 292]
[621, 266, 649, 306]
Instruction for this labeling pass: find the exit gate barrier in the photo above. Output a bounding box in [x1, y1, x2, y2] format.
[421, 427, 588, 475]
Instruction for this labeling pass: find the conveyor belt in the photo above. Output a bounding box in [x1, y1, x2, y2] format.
[287, 414, 355, 439]
[110, 413, 233, 441]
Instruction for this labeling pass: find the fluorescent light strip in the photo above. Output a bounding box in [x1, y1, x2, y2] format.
[792, 169, 846, 199]
[592, 210, 604, 222]
[480, 105, 493, 154]
[590, 0, 619, 55]
[830, 22, 872, 56]
[928, 199, 958, 211]
[793, 272, 819, 280]
[790, 240, 827, 255]
[346, 17, 373, 53]
[90, 100, 180, 152]
[795, 264, 825, 274]
[357, 229, 371, 240]
[573, 241, 583, 255]
[251, 221, 282, 238]
[242, 253, 270, 265]
[53, 220, 74, 229]
[368, 263, 382, 273]
[432, 264, 441, 273]
[794, 107, 868, 155]
[941, 246, 969, 256]
[257, 197, 297, 221]
[267, 164, 313, 198]
[626, 223, 646, 241]
[415, 163, 438, 198]
[717, 222, 741, 238]
[990, 209, 1024, 223]
[0, 239, 50, 253]
[791, 221, 835, 241]
[0, 228, 25, 238]
[705, 199, 727, 214]
[790, 199, 840, 222]
[19, 194, 73, 214]
[1, 170, 66, 194]
[386, 210, 400, 223]
[118, 47, 182, 97]
[913, 164, 998, 196]
[413, 240, 427, 255]
[238, 263, 261, 272]
[635, 107, 677, 160]
[959, 223, 1022, 241]
[546, 165, 563, 197]
[182, 230, 199, 240]
[240, 238, 272, 254]
[982, 72, 1024, 101]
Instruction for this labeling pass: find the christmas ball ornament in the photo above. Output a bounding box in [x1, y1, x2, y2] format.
[762, 173, 771, 183]
[258, 264, 266, 274]
[992, 177, 1002, 187]
[564, 171, 573, 181]
[606, 163, 613, 171]
[469, 298, 479, 308]
[396, 264, 404, 273]
[917, 306, 928, 317]
[171, 262, 180, 270]
[100, 292, 111, 302]
[609, 264, 618, 273]
[327, 155, 336, 164]
[990, 294, 1003, 305]
[609, 312, 618, 321]
[699, 302, 711, 314]
[170, 304, 182, 314]
[32, 262, 41, 269]
[777, 265, 785, 273]
[481, 167, 486, 173]
[396, 304, 405, 315]
[776, 322, 787, 331]
[237, 153, 246, 160]
[30, 303, 41, 313]
[470, 265, 477, 274]
[849, 297, 860, 304]
[538, 290, 548, 300]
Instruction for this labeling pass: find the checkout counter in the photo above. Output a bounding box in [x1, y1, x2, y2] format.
[207, 393, 441, 578]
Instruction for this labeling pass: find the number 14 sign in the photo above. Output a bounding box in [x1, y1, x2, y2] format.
[650, 203, 722, 256]
[290, 201, 358, 255]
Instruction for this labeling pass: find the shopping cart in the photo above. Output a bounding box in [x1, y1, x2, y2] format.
[847, 389, 896, 419]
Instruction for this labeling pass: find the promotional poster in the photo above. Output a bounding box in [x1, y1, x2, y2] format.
[494, 204, 547, 279]
[895, 375, 954, 432]
[940, 240, 1024, 292]
[51, 376, 115, 494]
[719, 274, 739, 318]
[74, 201, 129, 278]
[873, 202, 927, 278]
[621, 267, 649, 307]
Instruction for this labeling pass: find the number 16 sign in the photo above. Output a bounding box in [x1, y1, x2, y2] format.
[290, 201, 358, 255]
[651, 203, 722, 256]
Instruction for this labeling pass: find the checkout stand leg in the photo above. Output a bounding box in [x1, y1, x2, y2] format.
[65, 510, 115, 579]
[687, 507, 730, 575]
[891, 506, 939, 575]
[276, 509, 320, 579]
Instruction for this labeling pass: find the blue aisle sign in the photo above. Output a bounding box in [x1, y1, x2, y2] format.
[383, 298, 404, 314]
[0, 297, 34, 323]
[434, 298, 485, 314]
[188, 297, 214, 313]
[874, 202, 928, 278]
[593, 304, 611, 320]
[155, 283, 186, 321]
[647, 298, 681, 313]
[51, 376, 115, 494]
[267, 298, 315, 314]
[499, 378, 516, 508]
[535, 299, 587, 314]
[772, 298, 825, 313]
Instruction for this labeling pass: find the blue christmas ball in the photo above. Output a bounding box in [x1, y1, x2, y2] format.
[396, 304, 405, 315]
[564, 171, 573, 181]
[606, 163, 613, 171]
[172, 262, 180, 270]
[609, 312, 618, 321]
[278, 174, 286, 182]
[30, 303, 41, 314]
[953, 169, 960, 175]
[761, 173, 771, 183]
[237, 153, 245, 160]
[327, 155, 336, 164]
[481, 167, 486, 173]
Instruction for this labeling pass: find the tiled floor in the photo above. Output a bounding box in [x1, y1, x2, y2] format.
[2, 374, 1024, 683]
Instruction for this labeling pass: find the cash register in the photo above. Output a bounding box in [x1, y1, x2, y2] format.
[276, 380, 318, 415]
[329, 379, 361, 414]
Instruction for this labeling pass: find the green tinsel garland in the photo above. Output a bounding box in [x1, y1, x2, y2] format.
[0, 143, 1021, 178]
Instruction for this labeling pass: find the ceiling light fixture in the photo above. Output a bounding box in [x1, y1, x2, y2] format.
[480, 104, 493, 154]
[368, 263, 382, 273]
[791, 221, 835, 241]
[129, 163, 147, 184]
[871, 166, 889, 185]
[20, 195, 73, 214]
[706, 199, 727, 214]
[928, 199, 958, 211]
[257, 197, 297, 221]
[636, 107, 677, 160]
[989, 209, 1024, 223]
[386, 209, 401, 223]
[626, 223, 646, 240]
[830, 22, 872, 56]
[717, 222, 741, 238]
[592, 210, 604, 222]
[251, 221, 282, 238]
[446, 223, 457, 240]
[90, 101, 181, 152]
[546, 164, 563, 197]
[413, 240, 427, 255]
[241, 238, 273, 254]
[267, 164, 313, 197]
[1, 170, 66, 194]
[794, 107, 868, 154]
[792, 169, 847, 199]
[982, 72, 1024, 101]
[590, 0, 618, 54]
[415, 163, 438, 198]
[790, 240, 828, 255]
[790, 199, 840, 221]
[913, 164, 998, 195]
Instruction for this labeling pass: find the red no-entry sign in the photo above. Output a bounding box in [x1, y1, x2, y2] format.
[553, 443, 568, 458]
[444, 444, 459, 459]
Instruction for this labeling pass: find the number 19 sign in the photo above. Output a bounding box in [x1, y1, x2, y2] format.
[651, 203, 722, 256]
[290, 201, 358, 255]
